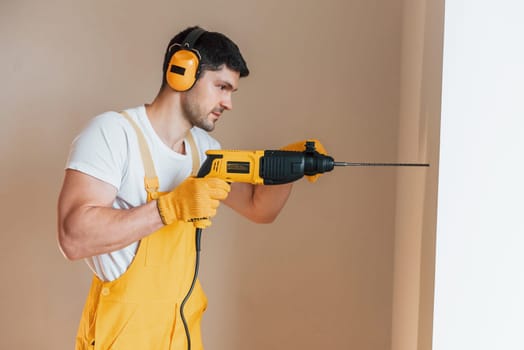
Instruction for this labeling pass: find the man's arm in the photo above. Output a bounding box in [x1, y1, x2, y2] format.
[58, 169, 230, 260]
[223, 182, 293, 223]
[57, 169, 164, 260]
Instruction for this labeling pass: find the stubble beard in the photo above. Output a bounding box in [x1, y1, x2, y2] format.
[181, 94, 216, 132]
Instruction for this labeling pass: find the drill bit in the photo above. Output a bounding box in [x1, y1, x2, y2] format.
[334, 161, 429, 167]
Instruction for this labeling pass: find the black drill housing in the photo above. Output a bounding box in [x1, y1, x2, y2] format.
[260, 141, 335, 185]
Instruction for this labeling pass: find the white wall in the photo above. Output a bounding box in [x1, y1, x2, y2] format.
[433, 1, 524, 349]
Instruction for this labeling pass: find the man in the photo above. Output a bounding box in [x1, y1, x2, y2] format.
[58, 26, 322, 349]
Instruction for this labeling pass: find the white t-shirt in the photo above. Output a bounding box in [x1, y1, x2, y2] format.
[66, 105, 221, 281]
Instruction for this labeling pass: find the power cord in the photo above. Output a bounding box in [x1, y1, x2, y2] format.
[180, 228, 203, 350]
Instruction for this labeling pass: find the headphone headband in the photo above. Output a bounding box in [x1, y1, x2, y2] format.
[182, 28, 206, 49]
[168, 28, 206, 53]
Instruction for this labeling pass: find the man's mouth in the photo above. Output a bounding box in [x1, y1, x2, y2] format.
[211, 108, 224, 118]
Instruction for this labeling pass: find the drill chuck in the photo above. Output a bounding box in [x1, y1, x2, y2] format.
[303, 153, 335, 175]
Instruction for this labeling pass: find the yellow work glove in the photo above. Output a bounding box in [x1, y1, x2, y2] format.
[281, 139, 328, 183]
[157, 177, 231, 228]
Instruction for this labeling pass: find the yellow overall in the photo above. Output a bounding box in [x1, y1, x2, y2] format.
[75, 112, 207, 350]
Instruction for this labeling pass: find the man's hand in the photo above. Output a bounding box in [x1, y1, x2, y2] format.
[157, 177, 231, 228]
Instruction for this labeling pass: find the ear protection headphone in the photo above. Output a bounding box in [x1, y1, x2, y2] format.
[165, 28, 206, 92]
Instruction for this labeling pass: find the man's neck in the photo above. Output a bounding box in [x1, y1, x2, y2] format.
[145, 89, 191, 154]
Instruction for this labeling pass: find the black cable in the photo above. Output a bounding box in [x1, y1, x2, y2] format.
[180, 228, 202, 350]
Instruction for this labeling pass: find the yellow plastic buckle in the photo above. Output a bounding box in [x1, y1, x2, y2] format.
[144, 177, 160, 200]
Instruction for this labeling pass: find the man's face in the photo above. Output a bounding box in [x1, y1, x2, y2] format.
[180, 66, 240, 132]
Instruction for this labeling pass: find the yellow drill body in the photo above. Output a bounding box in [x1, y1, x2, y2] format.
[199, 150, 267, 184]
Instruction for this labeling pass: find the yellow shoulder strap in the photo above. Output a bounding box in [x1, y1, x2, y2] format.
[186, 131, 201, 176]
[121, 111, 160, 199]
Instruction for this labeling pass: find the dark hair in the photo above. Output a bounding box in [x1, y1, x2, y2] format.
[161, 26, 249, 88]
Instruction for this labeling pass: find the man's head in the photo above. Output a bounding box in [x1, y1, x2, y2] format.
[161, 26, 249, 91]
[160, 26, 249, 132]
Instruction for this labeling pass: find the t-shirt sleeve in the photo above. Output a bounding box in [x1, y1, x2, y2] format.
[66, 112, 129, 190]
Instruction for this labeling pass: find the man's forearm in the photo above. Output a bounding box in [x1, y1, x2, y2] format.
[224, 183, 292, 223]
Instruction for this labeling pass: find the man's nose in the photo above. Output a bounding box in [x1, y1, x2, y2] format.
[221, 93, 233, 110]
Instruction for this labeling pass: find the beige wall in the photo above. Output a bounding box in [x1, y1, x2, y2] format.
[391, 0, 444, 349]
[0, 1, 443, 349]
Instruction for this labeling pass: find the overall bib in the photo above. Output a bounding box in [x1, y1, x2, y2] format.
[76, 112, 207, 350]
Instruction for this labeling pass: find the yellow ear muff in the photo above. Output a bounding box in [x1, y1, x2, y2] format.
[166, 48, 200, 92]
[165, 28, 206, 92]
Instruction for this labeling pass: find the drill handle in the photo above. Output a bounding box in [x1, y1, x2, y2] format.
[196, 154, 223, 178]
